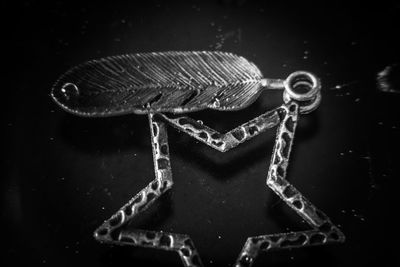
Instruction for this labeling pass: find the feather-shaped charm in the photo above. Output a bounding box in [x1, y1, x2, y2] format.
[50, 49, 339, 267]
[52, 51, 283, 116]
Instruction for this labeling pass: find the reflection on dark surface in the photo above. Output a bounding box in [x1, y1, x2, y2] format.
[377, 64, 400, 94]
[5, 1, 399, 266]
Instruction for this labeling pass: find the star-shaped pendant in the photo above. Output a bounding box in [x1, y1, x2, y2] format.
[92, 101, 345, 267]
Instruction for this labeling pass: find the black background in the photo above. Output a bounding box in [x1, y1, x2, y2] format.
[5, 0, 400, 266]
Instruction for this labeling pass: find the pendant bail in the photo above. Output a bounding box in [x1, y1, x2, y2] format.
[283, 71, 322, 114]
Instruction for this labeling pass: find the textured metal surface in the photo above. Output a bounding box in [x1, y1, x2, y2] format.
[91, 98, 344, 266]
[235, 102, 345, 267]
[158, 108, 280, 152]
[51, 51, 285, 116]
[50, 47, 342, 266]
[94, 113, 203, 267]
[10, 2, 400, 266]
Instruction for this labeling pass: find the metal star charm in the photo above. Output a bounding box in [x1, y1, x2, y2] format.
[51, 51, 345, 267]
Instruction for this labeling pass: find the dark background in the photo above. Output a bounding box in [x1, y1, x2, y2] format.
[5, 0, 400, 266]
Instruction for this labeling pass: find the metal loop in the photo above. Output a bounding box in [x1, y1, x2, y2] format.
[283, 90, 321, 114]
[283, 71, 321, 114]
[283, 71, 321, 102]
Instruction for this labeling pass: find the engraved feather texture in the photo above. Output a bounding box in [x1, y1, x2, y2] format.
[51, 51, 265, 116]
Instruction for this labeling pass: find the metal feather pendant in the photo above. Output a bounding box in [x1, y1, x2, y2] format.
[51, 51, 344, 267]
[52, 51, 284, 116]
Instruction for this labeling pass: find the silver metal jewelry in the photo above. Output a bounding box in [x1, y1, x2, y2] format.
[51, 51, 345, 267]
